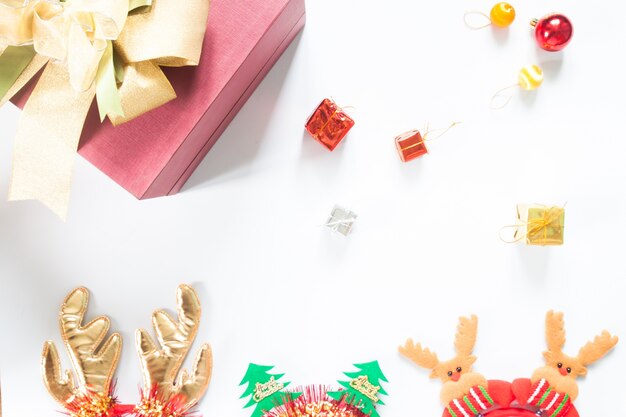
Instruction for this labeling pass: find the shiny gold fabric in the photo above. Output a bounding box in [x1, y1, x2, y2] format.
[1, 0, 210, 218]
[42, 287, 122, 406]
[137, 284, 213, 413]
[110, 60, 176, 126]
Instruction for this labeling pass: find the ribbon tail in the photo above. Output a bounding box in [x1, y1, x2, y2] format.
[0, 45, 36, 103]
[109, 60, 175, 126]
[0, 53, 48, 106]
[95, 40, 124, 122]
[9, 61, 95, 220]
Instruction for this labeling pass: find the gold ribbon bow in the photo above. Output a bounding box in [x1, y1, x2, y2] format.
[0, 0, 210, 219]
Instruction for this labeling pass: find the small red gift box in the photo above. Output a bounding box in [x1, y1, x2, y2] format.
[11, 0, 306, 199]
[395, 129, 428, 162]
[305, 98, 355, 151]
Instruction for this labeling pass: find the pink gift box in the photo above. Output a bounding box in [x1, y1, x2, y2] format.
[12, 0, 305, 199]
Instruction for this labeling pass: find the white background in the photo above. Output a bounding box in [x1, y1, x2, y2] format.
[1, 0, 625, 416]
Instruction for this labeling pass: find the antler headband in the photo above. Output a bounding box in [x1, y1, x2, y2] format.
[42, 285, 212, 417]
[399, 312, 618, 417]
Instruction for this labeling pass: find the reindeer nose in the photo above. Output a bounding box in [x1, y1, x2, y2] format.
[451, 372, 461, 382]
[559, 368, 568, 376]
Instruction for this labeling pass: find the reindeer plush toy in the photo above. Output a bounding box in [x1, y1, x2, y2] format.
[511, 311, 618, 417]
[399, 315, 513, 417]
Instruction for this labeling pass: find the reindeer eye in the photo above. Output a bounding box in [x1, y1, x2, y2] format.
[566, 367, 572, 373]
[447, 371, 453, 377]
[456, 367, 462, 372]
[557, 363, 563, 368]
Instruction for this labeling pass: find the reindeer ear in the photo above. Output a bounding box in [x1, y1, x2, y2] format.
[545, 311, 566, 353]
[467, 355, 477, 366]
[454, 315, 478, 357]
[429, 369, 439, 379]
[543, 350, 554, 363]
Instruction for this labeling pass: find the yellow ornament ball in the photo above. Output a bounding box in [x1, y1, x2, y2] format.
[518, 65, 543, 90]
[490, 2, 516, 28]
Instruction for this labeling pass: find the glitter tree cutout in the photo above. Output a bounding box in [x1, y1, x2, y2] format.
[328, 361, 388, 417]
[240, 364, 301, 417]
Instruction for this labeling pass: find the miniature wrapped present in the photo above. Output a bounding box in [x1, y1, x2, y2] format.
[394, 122, 459, 163]
[305, 98, 355, 151]
[514, 204, 565, 245]
[325, 205, 357, 236]
[395, 129, 428, 162]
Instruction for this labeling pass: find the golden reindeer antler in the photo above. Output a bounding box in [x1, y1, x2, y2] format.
[42, 287, 122, 415]
[135, 284, 212, 416]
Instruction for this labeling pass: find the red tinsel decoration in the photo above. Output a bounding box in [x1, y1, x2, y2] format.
[62, 383, 128, 417]
[122, 385, 197, 417]
[265, 386, 367, 417]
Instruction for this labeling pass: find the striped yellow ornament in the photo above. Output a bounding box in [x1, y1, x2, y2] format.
[489, 3, 516, 28]
[518, 65, 544, 90]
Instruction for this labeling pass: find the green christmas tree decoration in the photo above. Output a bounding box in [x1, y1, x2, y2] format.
[328, 361, 389, 417]
[239, 363, 301, 417]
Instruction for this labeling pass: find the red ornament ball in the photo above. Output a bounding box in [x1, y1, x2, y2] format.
[532, 13, 573, 52]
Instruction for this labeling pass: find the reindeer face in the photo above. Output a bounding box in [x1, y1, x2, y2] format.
[543, 350, 586, 378]
[431, 355, 477, 382]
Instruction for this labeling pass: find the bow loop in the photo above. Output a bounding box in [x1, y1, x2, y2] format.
[0, 1, 38, 46]
[115, 0, 209, 66]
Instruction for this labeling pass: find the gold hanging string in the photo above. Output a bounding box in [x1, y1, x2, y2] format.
[490, 83, 519, 110]
[422, 121, 461, 142]
[397, 121, 461, 153]
[463, 11, 492, 30]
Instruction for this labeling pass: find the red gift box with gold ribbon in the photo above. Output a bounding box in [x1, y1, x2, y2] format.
[7, 0, 305, 217]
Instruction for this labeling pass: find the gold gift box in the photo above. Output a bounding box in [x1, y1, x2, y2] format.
[516, 205, 565, 246]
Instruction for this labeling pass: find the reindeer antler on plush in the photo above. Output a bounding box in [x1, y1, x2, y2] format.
[42, 287, 123, 417]
[531, 310, 618, 401]
[399, 315, 488, 405]
[133, 284, 213, 417]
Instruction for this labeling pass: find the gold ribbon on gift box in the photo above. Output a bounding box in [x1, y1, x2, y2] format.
[500, 204, 565, 246]
[0, 0, 210, 219]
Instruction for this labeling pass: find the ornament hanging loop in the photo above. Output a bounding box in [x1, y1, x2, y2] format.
[464, 11, 492, 29]
[490, 84, 518, 110]
[464, 3, 516, 29]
